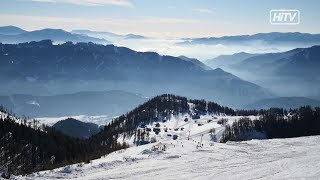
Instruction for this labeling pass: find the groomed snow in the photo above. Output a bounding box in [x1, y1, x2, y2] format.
[15, 135, 320, 180]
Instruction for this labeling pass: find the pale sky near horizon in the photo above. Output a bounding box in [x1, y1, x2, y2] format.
[0, 0, 319, 38]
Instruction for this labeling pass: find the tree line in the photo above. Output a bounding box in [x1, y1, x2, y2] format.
[221, 106, 320, 142]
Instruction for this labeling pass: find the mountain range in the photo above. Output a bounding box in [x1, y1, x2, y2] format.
[0, 90, 146, 118]
[0, 26, 27, 35]
[205, 46, 320, 78]
[1, 26, 319, 109]
[0, 40, 273, 107]
[204, 46, 320, 100]
[0, 26, 109, 44]
[181, 32, 320, 46]
[71, 29, 147, 40]
[204, 52, 258, 69]
[178, 55, 212, 70]
[232, 46, 320, 77]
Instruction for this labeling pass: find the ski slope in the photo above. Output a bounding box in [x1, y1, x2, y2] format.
[8, 114, 320, 180]
[16, 135, 320, 180]
[12, 113, 320, 179]
[119, 113, 261, 145]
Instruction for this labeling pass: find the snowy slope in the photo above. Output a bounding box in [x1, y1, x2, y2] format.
[14, 112, 320, 179]
[117, 111, 260, 146]
[16, 135, 320, 180]
[11, 107, 319, 179]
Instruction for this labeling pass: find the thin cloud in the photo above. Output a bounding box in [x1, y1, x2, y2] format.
[192, 8, 214, 14]
[141, 17, 199, 24]
[31, 0, 134, 7]
[0, 14, 204, 38]
[168, 6, 177, 9]
[0, 14, 199, 26]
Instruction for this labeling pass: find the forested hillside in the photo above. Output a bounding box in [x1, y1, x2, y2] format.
[0, 107, 127, 177]
[94, 94, 235, 144]
[1, 94, 320, 177]
[221, 106, 320, 142]
[0, 94, 233, 177]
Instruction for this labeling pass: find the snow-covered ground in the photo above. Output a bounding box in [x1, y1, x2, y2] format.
[15, 135, 320, 180]
[13, 113, 320, 180]
[118, 113, 260, 145]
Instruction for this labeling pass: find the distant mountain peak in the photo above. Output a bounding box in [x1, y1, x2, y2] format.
[124, 33, 146, 39]
[0, 25, 27, 35]
[41, 28, 65, 31]
[214, 67, 224, 72]
[210, 67, 236, 77]
[29, 28, 71, 35]
[204, 52, 257, 69]
[0, 25, 23, 29]
[233, 52, 250, 55]
[178, 55, 212, 70]
[53, 118, 100, 139]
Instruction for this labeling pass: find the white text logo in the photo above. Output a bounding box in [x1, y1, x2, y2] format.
[270, 10, 300, 25]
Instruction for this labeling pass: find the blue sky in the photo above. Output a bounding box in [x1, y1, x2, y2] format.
[0, 0, 319, 38]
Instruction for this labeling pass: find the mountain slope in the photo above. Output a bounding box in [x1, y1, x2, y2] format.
[230, 47, 306, 72]
[0, 108, 127, 176]
[204, 52, 258, 69]
[178, 55, 212, 70]
[0, 40, 272, 107]
[52, 118, 100, 139]
[94, 94, 235, 146]
[228, 46, 320, 98]
[244, 97, 320, 109]
[14, 94, 320, 179]
[3, 94, 320, 178]
[0, 90, 146, 118]
[276, 45, 320, 76]
[0, 93, 233, 177]
[0, 26, 27, 35]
